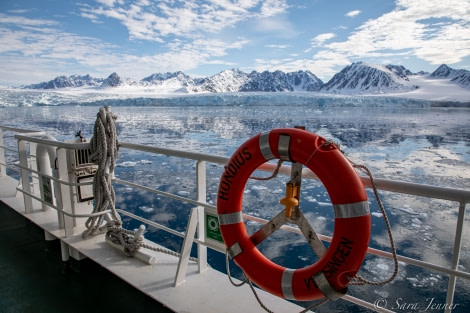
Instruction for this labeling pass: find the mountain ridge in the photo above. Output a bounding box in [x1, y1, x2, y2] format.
[21, 63, 470, 94]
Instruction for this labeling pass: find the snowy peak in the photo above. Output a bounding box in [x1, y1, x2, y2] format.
[431, 64, 456, 78]
[190, 69, 322, 93]
[101, 72, 124, 88]
[24, 74, 104, 89]
[321, 62, 417, 94]
[20, 63, 469, 93]
[385, 65, 413, 79]
[287, 70, 324, 91]
[431, 64, 470, 87]
[451, 71, 470, 87]
[142, 71, 195, 88]
[240, 70, 322, 92]
[192, 69, 250, 92]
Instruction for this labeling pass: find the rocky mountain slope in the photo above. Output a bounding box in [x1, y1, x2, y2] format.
[21, 63, 469, 94]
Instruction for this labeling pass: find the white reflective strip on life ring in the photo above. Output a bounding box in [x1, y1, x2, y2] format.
[218, 212, 243, 225]
[281, 268, 296, 300]
[313, 271, 347, 301]
[228, 241, 243, 259]
[278, 134, 291, 161]
[333, 201, 370, 218]
[259, 132, 275, 160]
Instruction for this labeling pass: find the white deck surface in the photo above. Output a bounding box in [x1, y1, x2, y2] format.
[0, 175, 304, 313]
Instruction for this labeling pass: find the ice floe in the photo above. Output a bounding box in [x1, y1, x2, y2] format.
[371, 212, 383, 218]
[252, 185, 269, 191]
[117, 159, 153, 167]
[140, 205, 154, 213]
[363, 257, 407, 282]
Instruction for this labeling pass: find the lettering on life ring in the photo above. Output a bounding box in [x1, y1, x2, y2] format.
[218, 147, 252, 202]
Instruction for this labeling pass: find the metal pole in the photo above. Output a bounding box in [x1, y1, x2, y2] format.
[0, 128, 6, 177]
[196, 160, 208, 273]
[56, 147, 75, 237]
[18, 139, 34, 213]
[445, 201, 467, 313]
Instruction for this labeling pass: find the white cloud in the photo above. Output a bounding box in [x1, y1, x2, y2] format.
[80, 0, 289, 41]
[254, 15, 298, 37]
[0, 10, 249, 84]
[311, 0, 470, 70]
[0, 13, 58, 27]
[345, 10, 361, 18]
[265, 44, 289, 49]
[95, 0, 116, 6]
[311, 33, 336, 46]
[254, 0, 470, 81]
[260, 0, 289, 17]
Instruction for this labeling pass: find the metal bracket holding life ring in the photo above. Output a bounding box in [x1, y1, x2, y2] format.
[216, 128, 371, 302]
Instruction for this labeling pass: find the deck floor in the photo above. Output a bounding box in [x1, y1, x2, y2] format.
[0, 175, 303, 313]
[0, 200, 174, 313]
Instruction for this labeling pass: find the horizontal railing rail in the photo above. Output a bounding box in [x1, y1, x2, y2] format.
[1, 125, 468, 313]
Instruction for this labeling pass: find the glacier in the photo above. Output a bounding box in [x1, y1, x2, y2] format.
[0, 88, 461, 108]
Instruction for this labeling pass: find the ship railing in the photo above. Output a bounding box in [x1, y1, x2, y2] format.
[1, 125, 469, 313]
[0, 126, 46, 178]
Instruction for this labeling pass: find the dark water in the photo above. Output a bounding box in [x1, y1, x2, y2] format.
[1, 103, 469, 312]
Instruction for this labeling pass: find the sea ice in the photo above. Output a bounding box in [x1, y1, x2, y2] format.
[252, 185, 268, 191]
[118, 161, 137, 167]
[363, 257, 407, 282]
[371, 212, 383, 218]
[304, 196, 317, 202]
[140, 206, 154, 213]
[396, 205, 419, 215]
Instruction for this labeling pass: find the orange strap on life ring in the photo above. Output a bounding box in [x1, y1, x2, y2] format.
[217, 128, 370, 301]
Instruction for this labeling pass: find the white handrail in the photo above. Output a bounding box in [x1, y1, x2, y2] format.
[1, 125, 469, 313]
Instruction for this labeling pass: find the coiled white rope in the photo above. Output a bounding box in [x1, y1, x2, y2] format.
[82, 106, 120, 238]
[82, 107, 198, 262]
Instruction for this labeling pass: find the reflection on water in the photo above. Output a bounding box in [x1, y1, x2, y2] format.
[1, 103, 469, 312]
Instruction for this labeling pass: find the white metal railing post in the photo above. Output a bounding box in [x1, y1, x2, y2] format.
[196, 160, 208, 273]
[174, 206, 199, 287]
[445, 201, 468, 313]
[56, 147, 75, 237]
[54, 160, 65, 229]
[17, 139, 34, 213]
[0, 128, 6, 177]
[30, 142, 39, 196]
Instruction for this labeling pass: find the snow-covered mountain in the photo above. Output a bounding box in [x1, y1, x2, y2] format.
[241, 70, 322, 92]
[451, 72, 470, 87]
[190, 69, 322, 92]
[191, 69, 250, 92]
[321, 62, 418, 94]
[24, 74, 104, 89]
[20, 63, 469, 95]
[22, 68, 323, 93]
[431, 64, 470, 87]
[142, 71, 196, 90]
[101, 72, 125, 88]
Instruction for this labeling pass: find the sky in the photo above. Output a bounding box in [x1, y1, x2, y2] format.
[0, 0, 469, 86]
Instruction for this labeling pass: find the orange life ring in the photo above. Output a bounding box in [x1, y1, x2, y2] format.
[217, 128, 370, 301]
